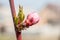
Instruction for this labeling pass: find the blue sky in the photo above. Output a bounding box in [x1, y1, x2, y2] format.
[0, 0, 47, 10]
[1, 0, 60, 10]
[0, 0, 60, 15]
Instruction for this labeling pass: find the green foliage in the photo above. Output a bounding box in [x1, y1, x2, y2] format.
[14, 17, 18, 25]
[18, 5, 25, 23]
[14, 5, 25, 25]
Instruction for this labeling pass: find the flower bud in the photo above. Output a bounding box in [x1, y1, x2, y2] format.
[24, 12, 40, 27]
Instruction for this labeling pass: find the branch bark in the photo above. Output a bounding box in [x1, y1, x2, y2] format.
[9, 0, 22, 40]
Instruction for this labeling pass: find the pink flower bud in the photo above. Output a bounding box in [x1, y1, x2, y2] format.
[24, 12, 40, 27]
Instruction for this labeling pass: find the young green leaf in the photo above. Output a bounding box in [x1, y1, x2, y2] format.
[18, 5, 25, 23]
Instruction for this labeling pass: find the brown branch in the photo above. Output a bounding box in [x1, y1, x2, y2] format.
[9, 0, 22, 40]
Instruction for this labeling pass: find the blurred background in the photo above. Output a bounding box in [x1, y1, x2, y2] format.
[0, 0, 60, 40]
